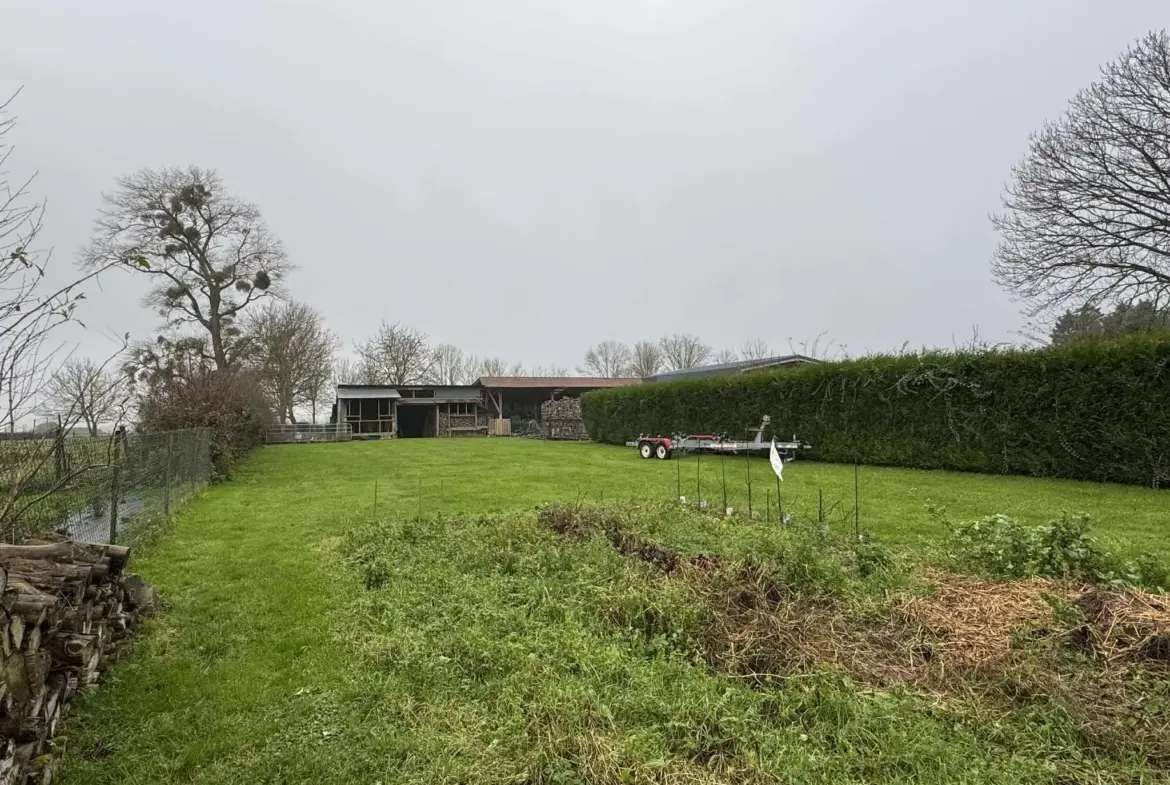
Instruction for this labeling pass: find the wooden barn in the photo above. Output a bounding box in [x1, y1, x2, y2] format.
[330, 377, 639, 439]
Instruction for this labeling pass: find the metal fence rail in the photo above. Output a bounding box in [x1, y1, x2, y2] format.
[0, 427, 213, 545]
[266, 423, 352, 444]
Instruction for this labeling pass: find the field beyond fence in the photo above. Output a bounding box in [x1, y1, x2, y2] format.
[0, 427, 213, 545]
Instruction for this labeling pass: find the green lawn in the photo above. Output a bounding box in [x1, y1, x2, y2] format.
[59, 440, 1170, 784]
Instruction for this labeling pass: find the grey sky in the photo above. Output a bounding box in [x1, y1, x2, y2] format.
[2, 1, 1164, 368]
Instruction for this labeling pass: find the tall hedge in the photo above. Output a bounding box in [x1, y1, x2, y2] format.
[581, 334, 1170, 487]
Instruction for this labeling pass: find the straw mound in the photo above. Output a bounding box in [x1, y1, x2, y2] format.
[692, 565, 1169, 683]
[688, 564, 1170, 762]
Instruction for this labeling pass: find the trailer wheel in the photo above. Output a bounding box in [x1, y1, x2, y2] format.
[655, 444, 671, 460]
[639, 441, 653, 459]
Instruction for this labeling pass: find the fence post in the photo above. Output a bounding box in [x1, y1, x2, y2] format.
[163, 431, 174, 517]
[53, 416, 66, 478]
[108, 429, 122, 544]
[190, 429, 198, 493]
[53, 417, 68, 524]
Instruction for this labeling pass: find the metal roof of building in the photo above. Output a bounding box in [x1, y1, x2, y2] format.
[475, 376, 642, 389]
[335, 385, 402, 400]
[644, 355, 817, 384]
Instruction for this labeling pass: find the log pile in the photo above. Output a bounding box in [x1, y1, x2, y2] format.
[540, 397, 589, 441]
[0, 539, 156, 784]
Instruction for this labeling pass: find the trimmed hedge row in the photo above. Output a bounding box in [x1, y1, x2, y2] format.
[581, 334, 1170, 487]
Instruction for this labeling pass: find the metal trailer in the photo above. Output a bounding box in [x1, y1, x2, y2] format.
[626, 415, 809, 460]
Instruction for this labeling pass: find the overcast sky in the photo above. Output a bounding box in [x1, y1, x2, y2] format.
[1, 1, 1165, 368]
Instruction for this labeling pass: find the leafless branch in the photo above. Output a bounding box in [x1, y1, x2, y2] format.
[628, 340, 663, 378]
[244, 301, 337, 423]
[740, 337, 771, 361]
[354, 322, 433, 385]
[578, 341, 632, 377]
[41, 357, 129, 437]
[80, 166, 295, 369]
[993, 30, 1170, 316]
[658, 333, 711, 371]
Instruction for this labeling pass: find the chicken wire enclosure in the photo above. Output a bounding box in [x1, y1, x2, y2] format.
[0, 427, 213, 546]
[266, 423, 352, 444]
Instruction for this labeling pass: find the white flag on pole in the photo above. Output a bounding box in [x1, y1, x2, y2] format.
[769, 439, 784, 481]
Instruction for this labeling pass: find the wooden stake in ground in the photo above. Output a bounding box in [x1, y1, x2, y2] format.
[695, 444, 702, 505]
[746, 450, 753, 518]
[720, 451, 727, 515]
[854, 463, 860, 539]
[676, 454, 681, 501]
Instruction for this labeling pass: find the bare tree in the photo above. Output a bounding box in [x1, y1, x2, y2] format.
[529, 363, 569, 377]
[740, 337, 771, 361]
[468, 356, 508, 379]
[80, 166, 294, 369]
[355, 322, 432, 385]
[628, 340, 662, 378]
[992, 31, 1170, 316]
[245, 302, 337, 423]
[712, 348, 738, 364]
[43, 357, 126, 436]
[431, 343, 471, 385]
[1, 95, 118, 432]
[578, 341, 632, 377]
[332, 356, 364, 385]
[0, 93, 126, 534]
[303, 353, 337, 425]
[658, 333, 711, 371]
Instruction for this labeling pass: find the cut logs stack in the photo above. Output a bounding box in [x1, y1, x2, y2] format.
[0, 538, 156, 784]
[540, 397, 589, 441]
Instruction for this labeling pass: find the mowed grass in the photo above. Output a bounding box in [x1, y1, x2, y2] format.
[59, 440, 1170, 784]
[200, 440, 1168, 555]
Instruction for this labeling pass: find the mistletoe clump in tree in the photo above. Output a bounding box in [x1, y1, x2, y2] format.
[81, 166, 294, 371]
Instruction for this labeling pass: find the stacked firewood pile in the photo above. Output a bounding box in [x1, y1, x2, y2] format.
[540, 397, 589, 441]
[0, 538, 156, 784]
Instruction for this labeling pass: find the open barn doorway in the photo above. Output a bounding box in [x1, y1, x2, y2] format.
[396, 404, 436, 437]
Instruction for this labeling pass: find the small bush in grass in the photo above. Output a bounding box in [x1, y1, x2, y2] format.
[946, 511, 1168, 589]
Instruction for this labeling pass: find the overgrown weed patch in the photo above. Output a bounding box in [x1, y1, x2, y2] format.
[540, 502, 1170, 766]
[336, 503, 1170, 783]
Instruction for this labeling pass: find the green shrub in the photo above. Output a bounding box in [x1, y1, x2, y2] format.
[946, 511, 1168, 589]
[137, 368, 272, 480]
[581, 333, 1170, 486]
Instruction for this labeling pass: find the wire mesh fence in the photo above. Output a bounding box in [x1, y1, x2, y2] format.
[265, 422, 352, 444]
[0, 427, 213, 545]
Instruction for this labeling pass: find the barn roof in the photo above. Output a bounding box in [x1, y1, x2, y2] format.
[644, 355, 818, 383]
[335, 385, 402, 399]
[475, 376, 642, 389]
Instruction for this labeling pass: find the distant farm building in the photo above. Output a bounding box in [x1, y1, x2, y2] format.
[323, 358, 817, 440]
[330, 377, 639, 438]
